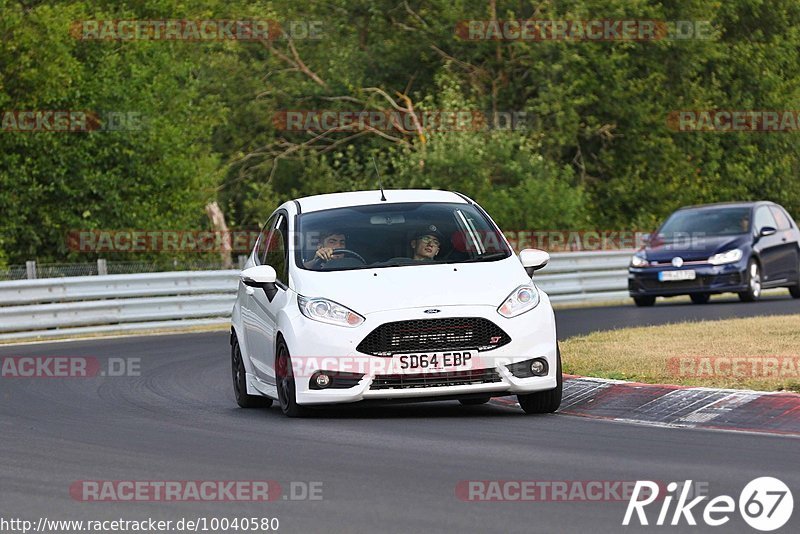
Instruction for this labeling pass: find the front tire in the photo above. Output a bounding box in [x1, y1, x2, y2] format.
[738, 259, 761, 302]
[633, 295, 656, 307]
[517, 347, 562, 414]
[790, 259, 800, 298]
[232, 337, 273, 409]
[275, 339, 309, 417]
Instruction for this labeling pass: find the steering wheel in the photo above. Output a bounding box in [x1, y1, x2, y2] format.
[330, 248, 367, 264]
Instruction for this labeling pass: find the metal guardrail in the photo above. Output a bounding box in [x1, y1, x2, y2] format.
[0, 271, 239, 342]
[539, 250, 632, 303]
[0, 270, 239, 306]
[0, 250, 633, 341]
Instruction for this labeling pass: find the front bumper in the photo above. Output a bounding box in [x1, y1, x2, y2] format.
[277, 299, 558, 405]
[628, 260, 748, 296]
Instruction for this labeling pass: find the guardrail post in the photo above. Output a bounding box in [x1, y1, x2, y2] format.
[97, 258, 108, 276]
[25, 260, 36, 280]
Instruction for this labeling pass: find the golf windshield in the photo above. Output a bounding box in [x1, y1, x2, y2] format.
[656, 207, 751, 239]
[295, 202, 511, 271]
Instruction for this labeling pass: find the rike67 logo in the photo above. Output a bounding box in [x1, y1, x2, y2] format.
[623, 477, 793, 531]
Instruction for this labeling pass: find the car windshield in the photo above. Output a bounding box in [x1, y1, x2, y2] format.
[295, 202, 511, 271]
[656, 207, 751, 239]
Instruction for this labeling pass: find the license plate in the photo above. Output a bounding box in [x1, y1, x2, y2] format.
[659, 270, 696, 282]
[395, 351, 474, 371]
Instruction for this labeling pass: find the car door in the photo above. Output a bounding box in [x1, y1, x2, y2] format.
[244, 211, 292, 385]
[752, 206, 784, 283]
[241, 214, 278, 381]
[769, 205, 800, 281]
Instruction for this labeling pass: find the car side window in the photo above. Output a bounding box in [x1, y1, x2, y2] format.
[753, 207, 778, 233]
[264, 214, 288, 286]
[255, 214, 277, 265]
[769, 207, 792, 230]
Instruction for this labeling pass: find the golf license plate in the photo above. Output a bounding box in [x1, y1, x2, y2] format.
[396, 350, 474, 371]
[659, 270, 696, 282]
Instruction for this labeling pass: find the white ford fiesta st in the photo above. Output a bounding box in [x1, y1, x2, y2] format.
[230, 189, 561, 416]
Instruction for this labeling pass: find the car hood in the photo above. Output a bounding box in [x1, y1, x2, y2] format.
[291, 256, 532, 314]
[644, 234, 750, 262]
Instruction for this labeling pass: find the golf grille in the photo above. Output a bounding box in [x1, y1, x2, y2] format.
[356, 317, 510, 356]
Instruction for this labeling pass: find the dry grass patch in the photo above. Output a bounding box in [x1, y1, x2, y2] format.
[561, 314, 800, 392]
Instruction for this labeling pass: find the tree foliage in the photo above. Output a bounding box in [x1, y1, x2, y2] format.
[2, 0, 799, 263]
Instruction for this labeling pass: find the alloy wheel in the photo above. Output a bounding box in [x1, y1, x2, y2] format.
[749, 262, 761, 298]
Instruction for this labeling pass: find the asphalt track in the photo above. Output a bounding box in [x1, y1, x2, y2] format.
[2, 296, 799, 533]
[556, 293, 800, 339]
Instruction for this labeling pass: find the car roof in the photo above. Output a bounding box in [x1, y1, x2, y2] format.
[294, 189, 469, 213]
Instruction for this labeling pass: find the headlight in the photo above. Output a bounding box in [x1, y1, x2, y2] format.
[630, 252, 649, 268]
[498, 284, 540, 318]
[297, 296, 364, 327]
[708, 248, 743, 265]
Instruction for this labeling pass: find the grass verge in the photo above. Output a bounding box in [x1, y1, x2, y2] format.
[561, 314, 800, 392]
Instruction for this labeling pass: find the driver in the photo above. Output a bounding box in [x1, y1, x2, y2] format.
[304, 230, 347, 269]
[740, 215, 751, 233]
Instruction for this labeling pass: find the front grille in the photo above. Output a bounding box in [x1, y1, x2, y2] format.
[637, 272, 743, 292]
[639, 278, 706, 291]
[370, 368, 502, 390]
[356, 317, 511, 356]
[650, 259, 709, 266]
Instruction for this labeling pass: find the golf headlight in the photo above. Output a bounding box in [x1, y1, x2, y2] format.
[630, 252, 649, 268]
[298, 296, 364, 327]
[498, 284, 540, 318]
[708, 248, 743, 265]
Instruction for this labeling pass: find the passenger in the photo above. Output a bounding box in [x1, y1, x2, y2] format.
[410, 229, 444, 261]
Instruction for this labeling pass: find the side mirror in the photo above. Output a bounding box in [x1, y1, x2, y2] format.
[241, 265, 279, 301]
[759, 226, 777, 237]
[519, 248, 550, 277]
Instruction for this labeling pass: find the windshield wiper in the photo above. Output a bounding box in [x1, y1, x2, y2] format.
[458, 252, 509, 263]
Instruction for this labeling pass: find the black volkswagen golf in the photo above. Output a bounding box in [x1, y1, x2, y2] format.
[628, 201, 800, 306]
